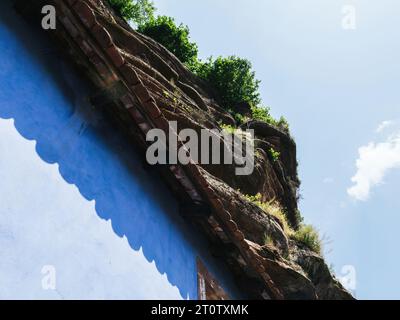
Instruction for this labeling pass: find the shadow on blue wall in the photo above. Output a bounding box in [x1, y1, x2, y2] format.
[0, 1, 201, 299]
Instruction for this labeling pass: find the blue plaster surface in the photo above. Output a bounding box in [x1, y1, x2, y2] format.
[0, 1, 240, 299]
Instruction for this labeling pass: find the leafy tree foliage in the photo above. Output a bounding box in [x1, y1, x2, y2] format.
[138, 16, 199, 67]
[107, 1, 289, 131]
[107, 0, 155, 25]
[196, 56, 261, 110]
[250, 105, 289, 131]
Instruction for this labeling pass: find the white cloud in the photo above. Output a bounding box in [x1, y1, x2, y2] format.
[376, 120, 394, 133]
[347, 132, 400, 201]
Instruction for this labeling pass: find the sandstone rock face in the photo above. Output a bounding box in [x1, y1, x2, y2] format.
[18, 0, 354, 299]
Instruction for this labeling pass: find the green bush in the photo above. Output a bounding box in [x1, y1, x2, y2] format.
[276, 116, 290, 132]
[219, 123, 236, 134]
[268, 147, 280, 162]
[251, 105, 289, 131]
[229, 112, 249, 125]
[251, 105, 275, 123]
[243, 193, 293, 236]
[138, 16, 199, 68]
[107, 0, 155, 25]
[292, 225, 322, 254]
[243, 193, 321, 254]
[109, 2, 290, 132]
[196, 56, 261, 110]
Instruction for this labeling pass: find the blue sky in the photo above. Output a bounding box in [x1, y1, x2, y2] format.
[152, 0, 400, 299]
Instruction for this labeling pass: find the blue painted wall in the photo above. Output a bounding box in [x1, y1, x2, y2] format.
[0, 1, 240, 299]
